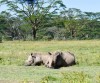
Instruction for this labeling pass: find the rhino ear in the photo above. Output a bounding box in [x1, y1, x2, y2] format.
[31, 53, 33, 56]
[48, 52, 52, 55]
[60, 52, 63, 55]
[55, 51, 62, 55]
[31, 53, 36, 58]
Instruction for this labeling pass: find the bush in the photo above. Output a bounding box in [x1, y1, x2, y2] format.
[42, 35, 53, 40]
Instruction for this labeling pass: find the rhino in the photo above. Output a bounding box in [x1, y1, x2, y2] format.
[45, 51, 76, 69]
[25, 53, 49, 66]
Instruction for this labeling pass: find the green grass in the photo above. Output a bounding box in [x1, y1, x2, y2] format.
[0, 40, 100, 83]
[0, 66, 100, 83]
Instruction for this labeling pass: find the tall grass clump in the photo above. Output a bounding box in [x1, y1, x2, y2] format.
[40, 75, 57, 83]
[61, 71, 91, 83]
[96, 74, 100, 83]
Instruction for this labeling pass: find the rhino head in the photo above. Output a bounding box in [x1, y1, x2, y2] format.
[25, 53, 43, 66]
[25, 53, 35, 66]
[45, 51, 63, 69]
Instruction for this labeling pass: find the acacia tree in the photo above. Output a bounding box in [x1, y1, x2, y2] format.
[64, 8, 82, 38]
[0, 0, 66, 39]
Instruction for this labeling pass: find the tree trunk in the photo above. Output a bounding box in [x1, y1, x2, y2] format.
[0, 34, 2, 43]
[71, 29, 76, 38]
[32, 26, 36, 39]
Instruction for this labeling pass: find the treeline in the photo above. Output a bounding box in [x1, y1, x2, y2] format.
[0, 0, 100, 41]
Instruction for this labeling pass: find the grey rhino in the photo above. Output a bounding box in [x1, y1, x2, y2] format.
[45, 51, 76, 69]
[25, 53, 49, 66]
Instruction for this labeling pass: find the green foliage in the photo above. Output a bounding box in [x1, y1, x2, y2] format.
[0, 14, 8, 34]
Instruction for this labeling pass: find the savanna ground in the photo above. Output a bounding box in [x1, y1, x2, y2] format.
[0, 40, 100, 83]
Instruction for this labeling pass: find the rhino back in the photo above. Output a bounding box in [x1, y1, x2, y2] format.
[41, 55, 49, 64]
[62, 52, 76, 66]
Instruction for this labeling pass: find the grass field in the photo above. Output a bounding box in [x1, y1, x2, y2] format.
[0, 40, 100, 83]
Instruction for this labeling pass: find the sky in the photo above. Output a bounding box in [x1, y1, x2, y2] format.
[0, 0, 100, 13]
[62, 0, 100, 12]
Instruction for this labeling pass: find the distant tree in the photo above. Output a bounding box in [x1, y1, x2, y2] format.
[80, 12, 100, 39]
[64, 8, 82, 39]
[0, 11, 22, 40]
[0, 13, 8, 35]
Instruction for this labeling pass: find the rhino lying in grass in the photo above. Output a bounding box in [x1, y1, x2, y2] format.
[25, 51, 76, 69]
[45, 51, 76, 69]
[25, 53, 49, 66]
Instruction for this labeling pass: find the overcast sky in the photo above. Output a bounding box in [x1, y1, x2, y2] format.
[0, 0, 100, 12]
